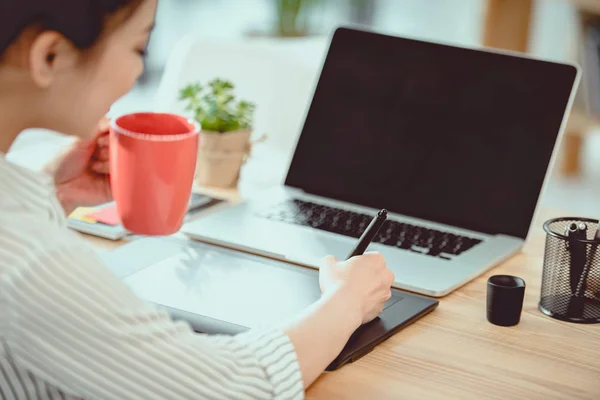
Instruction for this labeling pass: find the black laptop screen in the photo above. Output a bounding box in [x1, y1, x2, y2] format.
[285, 28, 578, 239]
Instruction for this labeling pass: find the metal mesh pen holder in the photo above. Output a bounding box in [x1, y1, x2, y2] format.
[540, 217, 600, 323]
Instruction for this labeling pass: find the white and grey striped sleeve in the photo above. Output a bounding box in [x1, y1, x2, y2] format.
[2, 231, 304, 400]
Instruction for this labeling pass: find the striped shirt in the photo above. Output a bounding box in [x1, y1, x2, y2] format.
[0, 154, 304, 400]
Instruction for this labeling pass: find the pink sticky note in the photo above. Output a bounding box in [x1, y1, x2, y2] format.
[87, 205, 121, 226]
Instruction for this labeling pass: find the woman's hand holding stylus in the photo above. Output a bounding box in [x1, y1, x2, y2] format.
[320, 252, 395, 324]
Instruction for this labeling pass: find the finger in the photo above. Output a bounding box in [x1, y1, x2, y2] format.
[96, 147, 110, 161]
[383, 290, 392, 301]
[385, 269, 395, 285]
[91, 161, 110, 174]
[363, 251, 386, 268]
[96, 133, 110, 147]
[321, 255, 339, 269]
[323, 255, 338, 264]
[97, 116, 111, 134]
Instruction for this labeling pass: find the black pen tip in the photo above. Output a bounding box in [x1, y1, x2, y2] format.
[378, 209, 388, 217]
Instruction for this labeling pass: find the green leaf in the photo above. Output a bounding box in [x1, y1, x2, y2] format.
[179, 78, 255, 133]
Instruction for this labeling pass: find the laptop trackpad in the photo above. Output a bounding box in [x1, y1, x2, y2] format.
[122, 242, 400, 329]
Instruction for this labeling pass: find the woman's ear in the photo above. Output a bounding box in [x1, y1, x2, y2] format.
[29, 31, 78, 88]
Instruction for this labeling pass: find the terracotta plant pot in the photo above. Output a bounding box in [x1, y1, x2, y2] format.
[194, 129, 252, 188]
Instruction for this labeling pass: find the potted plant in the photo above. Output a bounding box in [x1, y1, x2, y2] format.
[179, 79, 256, 188]
[274, 0, 321, 37]
[247, 0, 323, 38]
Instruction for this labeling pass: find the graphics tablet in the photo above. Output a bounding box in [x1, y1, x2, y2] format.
[101, 237, 439, 370]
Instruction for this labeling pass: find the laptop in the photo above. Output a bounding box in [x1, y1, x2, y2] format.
[183, 27, 581, 297]
[101, 236, 439, 370]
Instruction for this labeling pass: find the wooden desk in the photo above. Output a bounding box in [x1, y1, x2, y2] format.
[84, 198, 600, 399]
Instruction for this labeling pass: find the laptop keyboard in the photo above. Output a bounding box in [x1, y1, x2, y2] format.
[257, 199, 482, 260]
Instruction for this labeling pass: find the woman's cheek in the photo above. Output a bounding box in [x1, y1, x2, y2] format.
[102, 54, 143, 101]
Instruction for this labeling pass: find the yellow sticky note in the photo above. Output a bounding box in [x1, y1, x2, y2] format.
[69, 207, 98, 224]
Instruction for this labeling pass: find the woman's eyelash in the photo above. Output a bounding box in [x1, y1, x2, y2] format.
[137, 49, 147, 57]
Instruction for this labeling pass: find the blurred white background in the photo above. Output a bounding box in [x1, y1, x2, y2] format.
[10, 0, 600, 217]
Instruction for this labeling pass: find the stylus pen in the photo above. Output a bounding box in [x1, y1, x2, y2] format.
[347, 209, 388, 259]
[575, 221, 600, 297]
[569, 223, 586, 295]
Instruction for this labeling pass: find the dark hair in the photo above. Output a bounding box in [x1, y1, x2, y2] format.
[0, 0, 142, 57]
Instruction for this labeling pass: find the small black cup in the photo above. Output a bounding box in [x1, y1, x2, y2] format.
[487, 275, 526, 326]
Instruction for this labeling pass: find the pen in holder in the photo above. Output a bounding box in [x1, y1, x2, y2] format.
[540, 217, 600, 323]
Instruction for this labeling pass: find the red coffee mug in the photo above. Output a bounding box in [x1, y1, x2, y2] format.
[109, 112, 199, 235]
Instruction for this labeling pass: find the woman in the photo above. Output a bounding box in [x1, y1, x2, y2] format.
[0, 1, 395, 399]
